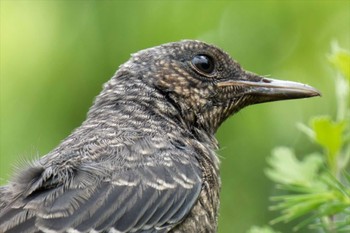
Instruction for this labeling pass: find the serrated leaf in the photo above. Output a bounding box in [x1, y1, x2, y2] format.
[266, 147, 323, 187]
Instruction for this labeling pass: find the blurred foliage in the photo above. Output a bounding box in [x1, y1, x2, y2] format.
[265, 45, 350, 232]
[328, 43, 350, 81]
[1, 1, 349, 233]
[247, 226, 280, 233]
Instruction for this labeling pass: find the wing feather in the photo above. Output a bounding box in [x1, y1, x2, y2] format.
[0, 143, 202, 233]
[38, 182, 110, 231]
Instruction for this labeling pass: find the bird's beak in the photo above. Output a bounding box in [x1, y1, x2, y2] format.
[217, 72, 321, 103]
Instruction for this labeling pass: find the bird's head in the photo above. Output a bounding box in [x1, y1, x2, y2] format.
[98, 40, 320, 134]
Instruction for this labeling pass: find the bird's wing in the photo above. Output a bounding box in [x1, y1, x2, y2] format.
[0, 143, 202, 233]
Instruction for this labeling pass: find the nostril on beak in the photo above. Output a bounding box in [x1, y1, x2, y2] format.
[261, 78, 272, 83]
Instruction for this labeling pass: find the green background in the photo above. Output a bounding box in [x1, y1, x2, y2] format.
[1, 1, 349, 232]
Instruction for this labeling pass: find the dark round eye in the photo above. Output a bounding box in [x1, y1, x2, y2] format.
[191, 54, 215, 74]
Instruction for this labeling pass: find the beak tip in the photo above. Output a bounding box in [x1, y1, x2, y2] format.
[305, 86, 321, 98]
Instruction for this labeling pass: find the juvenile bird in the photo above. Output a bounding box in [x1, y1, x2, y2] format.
[0, 40, 320, 233]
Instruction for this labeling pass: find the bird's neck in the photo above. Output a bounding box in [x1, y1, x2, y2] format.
[88, 84, 218, 149]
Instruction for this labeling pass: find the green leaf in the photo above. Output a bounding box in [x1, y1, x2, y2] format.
[311, 117, 346, 172]
[265, 147, 323, 188]
[329, 42, 350, 81]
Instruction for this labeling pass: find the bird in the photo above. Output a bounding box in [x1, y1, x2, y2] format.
[0, 40, 320, 233]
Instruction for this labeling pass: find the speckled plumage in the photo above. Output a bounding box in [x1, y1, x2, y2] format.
[0, 40, 319, 233]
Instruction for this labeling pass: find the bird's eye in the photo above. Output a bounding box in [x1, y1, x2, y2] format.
[191, 54, 215, 75]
